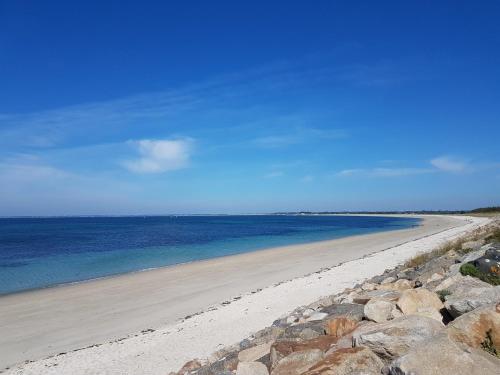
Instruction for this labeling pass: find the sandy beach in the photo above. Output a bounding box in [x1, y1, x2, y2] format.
[0, 215, 491, 374]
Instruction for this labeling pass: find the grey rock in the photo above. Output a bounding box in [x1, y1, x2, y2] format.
[388, 334, 499, 375]
[364, 299, 395, 322]
[352, 315, 444, 361]
[238, 342, 273, 362]
[319, 303, 364, 321]
[460, 249, 486, 264]
[444, 285, 500, 318]
[278, 322, 325, 340]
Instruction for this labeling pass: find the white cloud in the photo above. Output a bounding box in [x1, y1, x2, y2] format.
[123, 138, 193, 173]
[337, 167, 432, 177]
[430, 156, 467, 172]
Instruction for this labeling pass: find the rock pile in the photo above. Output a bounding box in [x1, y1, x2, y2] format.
[173, 236, 500, 375]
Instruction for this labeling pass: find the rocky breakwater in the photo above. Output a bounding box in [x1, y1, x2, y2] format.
[173, 223, 500, 375]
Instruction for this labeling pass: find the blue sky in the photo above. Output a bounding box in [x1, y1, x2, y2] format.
[0, 1, 499, 215]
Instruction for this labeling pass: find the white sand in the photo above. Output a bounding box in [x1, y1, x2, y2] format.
[0, 215, 491, 375]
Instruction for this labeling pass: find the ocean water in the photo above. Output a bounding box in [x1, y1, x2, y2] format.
[0, 215, 420, 295]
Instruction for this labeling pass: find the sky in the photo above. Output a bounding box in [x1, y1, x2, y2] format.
[0, 1, 499, 215]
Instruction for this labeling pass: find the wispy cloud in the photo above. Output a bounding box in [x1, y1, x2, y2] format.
[430, 156, 467, 172]
[123, 138, 194, 173]
[253, 127, 346, 148]
[337, 167, 433, 178]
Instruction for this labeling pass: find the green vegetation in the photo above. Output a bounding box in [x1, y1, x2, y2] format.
[436, 289, 452, 302]
[481, 329, 499, 358]
[460, 263, 500, 286]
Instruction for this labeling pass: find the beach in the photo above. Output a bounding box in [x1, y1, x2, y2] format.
[0, 214, 491, 374]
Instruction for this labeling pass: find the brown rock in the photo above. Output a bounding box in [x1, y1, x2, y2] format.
[396, 288, 443, 315]
[446, 302, 500, 350]
[270, 349, 324, 375]
[302, 347, 384, 375]
[177, 359, 202, 374]
[270, 336, 337, 368]
[323, 316, 358, 337]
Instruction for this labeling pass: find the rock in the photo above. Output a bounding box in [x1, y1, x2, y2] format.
[323, 316, 358, 338]
[434, 274, 492, 293]
[445, 303, 500, 349]
[236, 361, 269, 375]
[270, 336, 337, 367]
[396, 288, 444, 315]
[387, 333, 499, 375]
[361, 282, 377, 291]
[270, 349, 324, 375]
[197, 352, 239, 374]
[278, 322, 325, 340]
[352, 315, 444, 360]
[411, 306, 443, 322]
[352, 290, 401, 305]
[444, 286, 500, 318]
[390, 306, 403, 319]
[238, 342, 273, 362]
[319, 303, 364, 321]
[378, 279, 412, 292]
[178, 359, 202, 374]
[364, 299, 395, 322]
[302, 347, 384, 375]
[426, 272, 444, 283]
[302, 308, 315, 318]
[460, 249, 485, 264]
[306, 312, 328, 322]
[448, 263, 462, 276]
[381, 276, 396, 285]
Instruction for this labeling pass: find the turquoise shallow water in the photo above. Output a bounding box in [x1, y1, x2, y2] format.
[0, 215, 420, 295]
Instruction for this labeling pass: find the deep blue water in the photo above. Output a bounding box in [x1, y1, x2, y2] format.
[0, 215, 420, 295]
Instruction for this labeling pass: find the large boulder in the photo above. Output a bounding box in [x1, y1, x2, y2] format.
[445, 286, 500, 318]
[301, 347, 384, 375]
[270, 336, 337, 368]
[364, 299, 395, 322]
[352, 315, 443, 360]
[388, 303, 500, 374]
[396, 288, 444, 315]
[236, 361, 269, 375]
[434, 274, 492, 293]
[388, 333, 499, 375]
[445, 303, 500, 350]
[270, 349, 324, 375]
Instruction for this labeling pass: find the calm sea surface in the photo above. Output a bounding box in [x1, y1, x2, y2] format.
[0, 215, 420, 295]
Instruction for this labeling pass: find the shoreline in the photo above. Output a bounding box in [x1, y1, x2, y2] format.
[0, 215, 490, 373]
[0, 214, 421, 298]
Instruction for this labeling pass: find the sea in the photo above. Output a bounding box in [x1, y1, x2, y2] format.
[0, 215, 420, 295]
